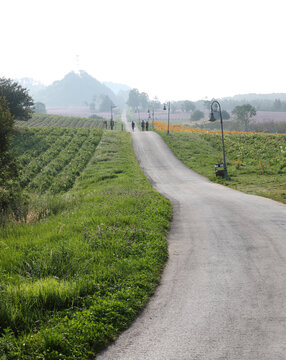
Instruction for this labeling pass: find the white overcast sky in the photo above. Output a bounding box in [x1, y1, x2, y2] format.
[1, 0, 286, 101]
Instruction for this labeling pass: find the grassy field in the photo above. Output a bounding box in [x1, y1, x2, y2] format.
[0, 131, 172, 359]
[157, 129, 286, 204]
[16, 113, 123, 130]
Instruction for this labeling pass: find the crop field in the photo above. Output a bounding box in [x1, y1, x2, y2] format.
[0, 131, 172, 359]
[47, 107, 120, 121]
[13, 127, 102, 194]
[15, 113, 112, 129]
[157, 126, 286, 204]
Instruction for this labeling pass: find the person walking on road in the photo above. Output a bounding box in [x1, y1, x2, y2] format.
[132, 121, 135, 131]
[141, 120, 145, 131]
[145, 120, 149, 131]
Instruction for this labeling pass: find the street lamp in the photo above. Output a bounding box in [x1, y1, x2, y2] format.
[147, 109, 151, 122]
[209, 100, 230, 180]
[110, 105, 116, 130]
[163, 102, 170, 134]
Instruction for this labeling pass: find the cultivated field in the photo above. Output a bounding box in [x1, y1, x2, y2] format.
[14, 127, 102, 194]
[0, 130, 171, 359]
[156, 123, 286, 204]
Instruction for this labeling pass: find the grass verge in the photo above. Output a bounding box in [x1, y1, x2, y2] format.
[0, 131, 172, 359]
[157, 130, 286, 204]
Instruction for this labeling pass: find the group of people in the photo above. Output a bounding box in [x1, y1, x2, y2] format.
[131, 120, 150, 132]
[141, 120, 149, 131]
[103, 120, 114, 130]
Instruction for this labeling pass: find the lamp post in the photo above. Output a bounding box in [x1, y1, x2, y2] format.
[209, 100, 230, 180]
[147, 109, 151, 130]
[163, 101, 170, 134]
[110, 105, 116, 130]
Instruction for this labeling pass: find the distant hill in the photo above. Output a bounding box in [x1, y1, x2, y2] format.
[103, 81, 131, 95]
[33, 71, 117, 107]
[230, 93, 286, 101]
[16, 77, 46, 98]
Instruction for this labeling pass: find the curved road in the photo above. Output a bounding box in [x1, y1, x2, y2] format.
[97, 113, 286, 359]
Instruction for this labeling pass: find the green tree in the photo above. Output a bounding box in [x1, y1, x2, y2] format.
[0, 98, 27, 223]
[126, 88, 140, 111]
[272, 99, 282, 111]
[99, 95, 114, 112]
[127, 89, 151, 111]
[182, 100, 196, 112]
[139, 92, 149, 111]
[191, 110, 204, 121]
[232, 104, 256, 131]
[0, 97, 14, 155]
[221, 110, 230, 120]
[150, 97, 161, 111]
[34, 102, 46, 114]
[0, 78, 34, 120]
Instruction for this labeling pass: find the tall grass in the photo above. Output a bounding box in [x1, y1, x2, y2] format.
[158, 130, 286, 204]
[0, 131, 172, 359]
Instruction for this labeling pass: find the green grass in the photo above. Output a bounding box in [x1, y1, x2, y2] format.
[0, 131, 172, 359]
[16, 113, 105, 129]
[13, 127, 102, 194]
[158, 130, 286, 204]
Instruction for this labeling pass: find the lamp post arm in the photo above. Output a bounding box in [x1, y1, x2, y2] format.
[210, 100, 230, 180]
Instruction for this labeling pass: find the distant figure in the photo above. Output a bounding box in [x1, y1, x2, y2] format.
[103, 120, 107, 129]
[110, 119, 114, 130]
[131, 121, 135, 131]
[141, 120, 145, 131]
[145, 120, 149, 131]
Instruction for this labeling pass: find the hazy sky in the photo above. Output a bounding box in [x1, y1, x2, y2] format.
[1, 0, 286, 101]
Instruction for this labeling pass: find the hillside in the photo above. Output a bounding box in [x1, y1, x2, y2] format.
[34, 70, 117, 107]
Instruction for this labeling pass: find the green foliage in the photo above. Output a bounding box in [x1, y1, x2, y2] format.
[12, 127, 102, 194]
[16, 113, 108, 129]
[232, 104, 256, 131]
[0, 98, 14, 153]
[221, 110, 230, 120]
[0, 99, 28, 224]
[0, 132, 172, 359]
[158, 130, 286, 204]
[99, 95, 114, 112]
[181, 100, 196, 112]
[126, 89, 149, 111]
[33, 102, 46, 114]
[190, 110, 204, 121]
[0, 78, 34, 120]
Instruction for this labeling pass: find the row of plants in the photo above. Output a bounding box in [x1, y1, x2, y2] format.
[16, 114, 107, 129]
[156, 126, 286, 204]
[190, 118, 286, 134]
[0, 131, 172, 359]
[13, 128, 102, 194]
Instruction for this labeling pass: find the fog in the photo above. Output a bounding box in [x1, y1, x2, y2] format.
[1, 0, 286, 101]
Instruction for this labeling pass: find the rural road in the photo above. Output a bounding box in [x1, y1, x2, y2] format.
[97, 113, 286, 359]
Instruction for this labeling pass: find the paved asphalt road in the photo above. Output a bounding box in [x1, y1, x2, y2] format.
[97, 114, 286, 359]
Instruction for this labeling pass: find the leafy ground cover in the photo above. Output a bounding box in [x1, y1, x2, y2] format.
[13, 127, 102, 194]
[16, 113, 122, 130]
[0, 131, 172, 359]
[157, 128, 286, 204]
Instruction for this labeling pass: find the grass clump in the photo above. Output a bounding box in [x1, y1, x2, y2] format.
[158, 130, 286, 204]
[0, 131, 172, 359]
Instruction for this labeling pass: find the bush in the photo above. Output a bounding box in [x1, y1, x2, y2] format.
[191, 110, 204, 121]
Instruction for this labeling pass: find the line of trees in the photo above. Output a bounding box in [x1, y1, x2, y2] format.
[126, 88, 198, 114]
[0, 77, 34, 224]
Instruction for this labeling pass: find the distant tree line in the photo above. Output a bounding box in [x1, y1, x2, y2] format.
[127, 88, 198, 114]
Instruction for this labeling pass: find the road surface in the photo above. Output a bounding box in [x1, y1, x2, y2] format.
[97, 113, 286, 359]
